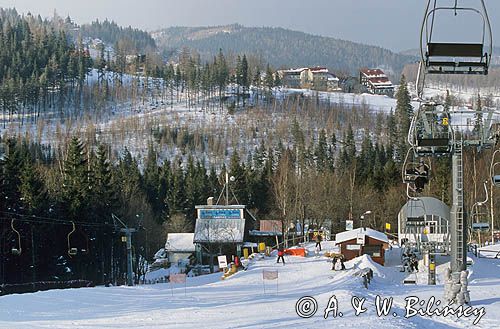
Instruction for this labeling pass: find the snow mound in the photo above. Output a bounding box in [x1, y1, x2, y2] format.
[144, 264, 185, 281]
[346, 254, 389, 278]
[478, 243, 500, 252]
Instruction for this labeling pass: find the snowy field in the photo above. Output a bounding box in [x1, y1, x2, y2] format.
[1, 242, 499, 329]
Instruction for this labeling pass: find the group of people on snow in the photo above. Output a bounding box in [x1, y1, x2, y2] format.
[402, 250, 419, 272]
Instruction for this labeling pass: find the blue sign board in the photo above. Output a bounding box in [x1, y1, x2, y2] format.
[199, 209, 242, 219]
[472, 223, 489, 231]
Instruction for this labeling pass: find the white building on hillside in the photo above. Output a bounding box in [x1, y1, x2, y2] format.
[165, 233, 195, 264]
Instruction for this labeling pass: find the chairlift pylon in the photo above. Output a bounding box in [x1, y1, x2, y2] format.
[420, 0, 492, 75]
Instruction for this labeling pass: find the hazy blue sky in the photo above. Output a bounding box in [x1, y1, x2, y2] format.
[0, 0, 499, 51]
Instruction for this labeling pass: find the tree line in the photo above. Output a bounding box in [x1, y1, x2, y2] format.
[78, 18, 157, 53]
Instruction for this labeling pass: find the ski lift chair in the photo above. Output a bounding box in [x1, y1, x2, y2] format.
[421, 0, 492, 75]
[67, 221, 90, 257]
[490, 149, 500, 187]
[411, 103, 453, 156]
[471, 204, 489, 228]
[415, 135, 452, 155]
[67, 222, 78, 257]
[402, 148, 431, 190]
[11, 219, 22, 256]
[405, 198, 428, 253]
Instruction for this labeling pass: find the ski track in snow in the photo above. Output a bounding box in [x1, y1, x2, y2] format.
[0, 242, 499, 329]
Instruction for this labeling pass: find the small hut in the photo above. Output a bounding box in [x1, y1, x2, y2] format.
[335, 228, 389, 265]
[165, 233, 195, 264]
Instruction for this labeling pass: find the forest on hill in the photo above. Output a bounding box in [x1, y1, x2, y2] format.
[153, 24, 416, 76]
[78, 19, 157, 53]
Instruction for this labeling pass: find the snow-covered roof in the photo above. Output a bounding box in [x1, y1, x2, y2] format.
[309, 67, 328, 73]
[335, 228, 389, 244]
[360, 68, 387, 78]
[194, 218, 245, 243]
[279, 68, 308, 74]
[166, 233, 195, 252]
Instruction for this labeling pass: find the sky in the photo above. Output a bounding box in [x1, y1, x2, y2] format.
[0, 0, 499, 52]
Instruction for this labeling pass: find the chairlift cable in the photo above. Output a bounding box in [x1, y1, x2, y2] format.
[0, 212, 112, 228]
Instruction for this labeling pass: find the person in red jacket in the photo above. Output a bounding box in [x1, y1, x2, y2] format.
[277, 247, 285, 265]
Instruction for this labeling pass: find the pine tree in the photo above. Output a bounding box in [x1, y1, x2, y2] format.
[265, 64, 274, 99]
[91, 144, 115, 219]
[345, 124, 356, 160]
[19, 159, 46, 214]
[0, 138, 24, 212]
[315, 129, 329, 172]
[215, 49, 229, 109]
[395, 75, 412, 162]
[63, 137, 90, 221]
[208, 166, 220, 200]
[166, 162, 186, 215]
[229, 151, 247, 204]
[473, 93, 482, 134]
[143, 145, 161, 222]
[158, 160, 172, 219]
[241, 54, 249, 104]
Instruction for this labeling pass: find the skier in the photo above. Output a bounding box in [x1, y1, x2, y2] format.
[410, 253, 419, 272]
[414, 161, 430, 193]
[277, 247, 285, 265]
[334, 258, 342, 271]
[241, 258, 249, 271]
[315, 233, 322, 251]
[331, 256, 337, 270]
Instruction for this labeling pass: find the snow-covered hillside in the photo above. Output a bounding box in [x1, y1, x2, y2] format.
[1, 242, 499, 329]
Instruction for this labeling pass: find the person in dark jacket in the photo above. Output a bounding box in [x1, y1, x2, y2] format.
[315, 233, 322, 251]
[277, 247, 285, 265]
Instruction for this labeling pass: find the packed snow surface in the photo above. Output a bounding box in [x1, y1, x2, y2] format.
[0, 242, 499, 328]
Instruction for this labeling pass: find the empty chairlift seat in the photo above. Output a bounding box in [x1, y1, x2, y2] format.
[426, 42, 489, 75]
[420, 0, 492, 75]
[416, 135, 452, 155]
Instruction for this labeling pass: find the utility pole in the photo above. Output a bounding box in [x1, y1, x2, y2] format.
[121, 228, 136, 286]
[112, 214, 136, 286]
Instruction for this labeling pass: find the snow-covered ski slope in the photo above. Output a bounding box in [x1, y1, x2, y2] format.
[0, 242, 499, 329]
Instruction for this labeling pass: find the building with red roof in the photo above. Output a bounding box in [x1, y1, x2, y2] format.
[359, 68, 394, 96]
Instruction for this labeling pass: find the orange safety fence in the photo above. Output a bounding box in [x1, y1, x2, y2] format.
[284, 248, 306, 257]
